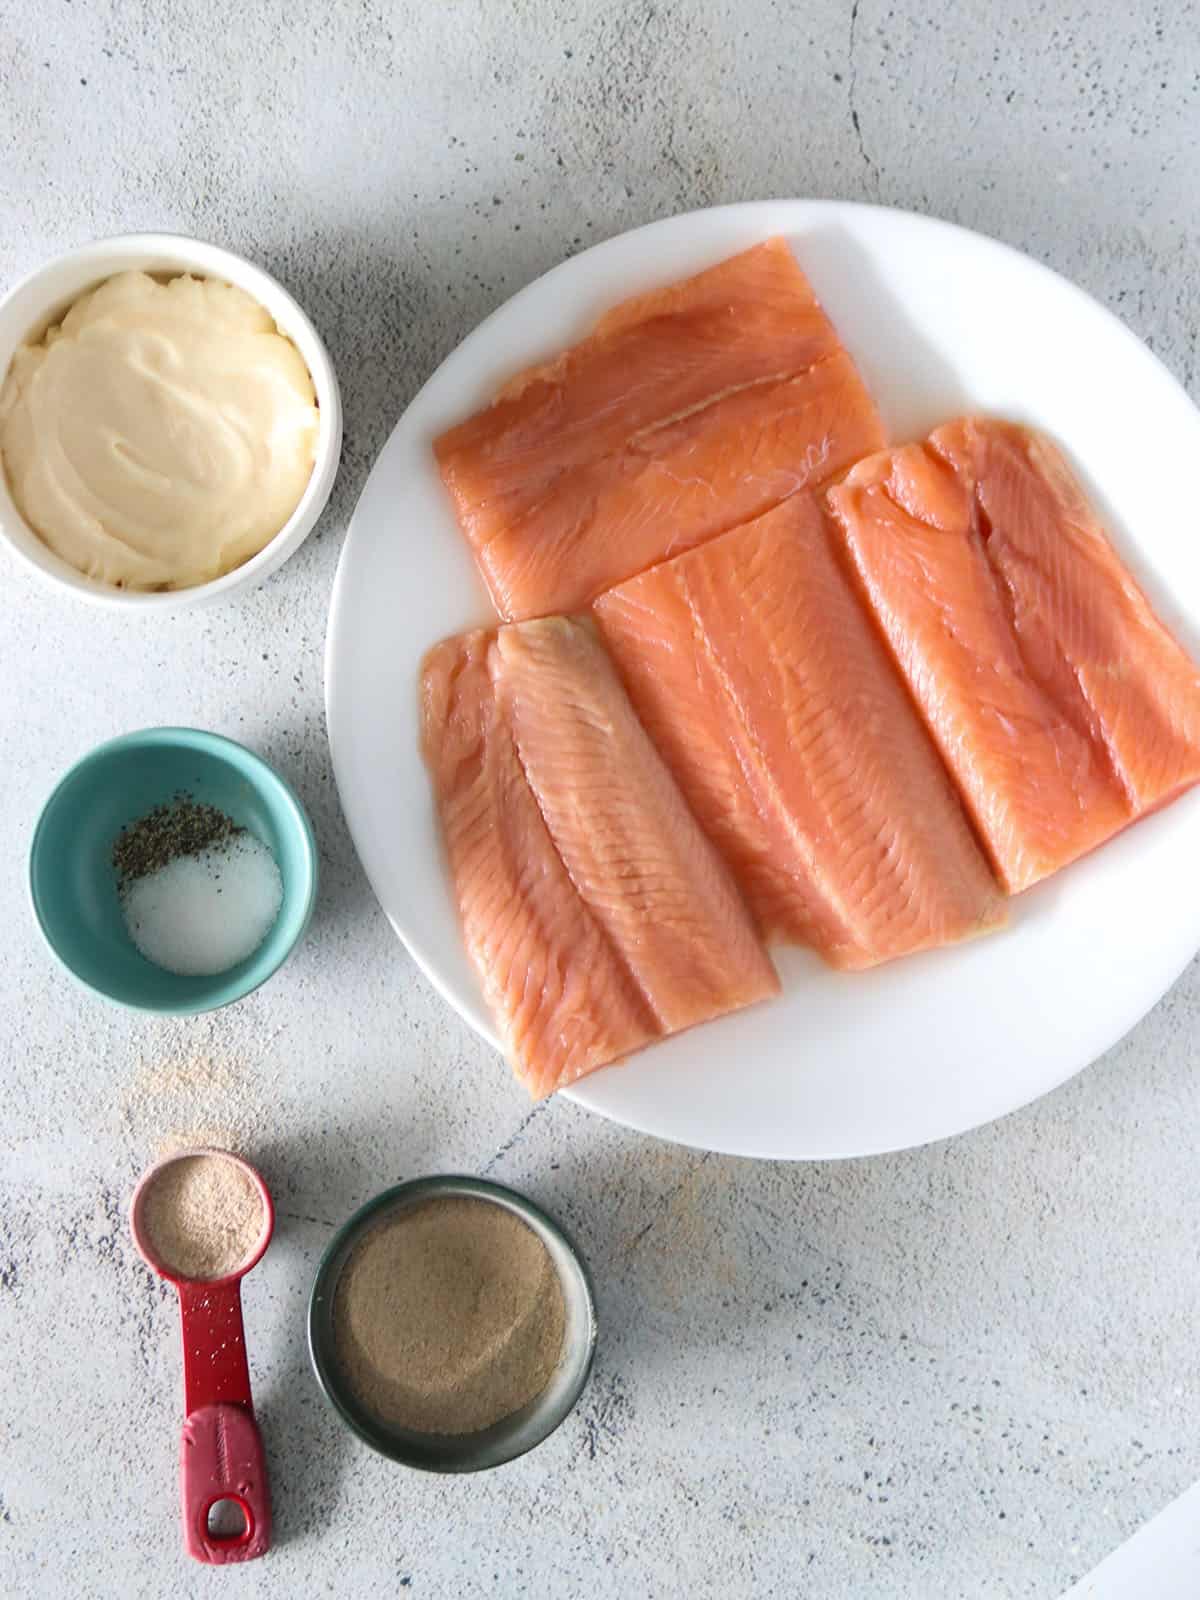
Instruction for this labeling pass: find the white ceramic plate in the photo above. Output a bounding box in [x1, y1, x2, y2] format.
[326, 200, 1200, 1159]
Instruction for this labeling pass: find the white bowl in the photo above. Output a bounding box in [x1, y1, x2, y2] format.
[0, 232, 342, 610]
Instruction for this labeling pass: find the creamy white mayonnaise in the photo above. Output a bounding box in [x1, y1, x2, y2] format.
[0, 271, 320, 590]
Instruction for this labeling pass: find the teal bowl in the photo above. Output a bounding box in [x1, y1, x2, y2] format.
[29, 727, 318, 1014]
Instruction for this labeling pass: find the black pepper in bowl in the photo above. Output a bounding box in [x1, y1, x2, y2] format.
[112, 793, 241, 888]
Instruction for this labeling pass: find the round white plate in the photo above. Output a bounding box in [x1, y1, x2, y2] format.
[326, 200, 1200, 1160]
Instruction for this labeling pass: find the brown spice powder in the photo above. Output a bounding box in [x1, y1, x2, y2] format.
[142, 1153, 264, 1281]
[333, 1196, 566, 1436]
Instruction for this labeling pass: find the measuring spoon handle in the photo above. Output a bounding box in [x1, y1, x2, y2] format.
[176, 1278, 271, 1563]
[181, 1402, 271, 1563]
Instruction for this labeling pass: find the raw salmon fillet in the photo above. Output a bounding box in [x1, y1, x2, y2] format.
[826, 418, 1200, 893]
[493, 617, 778, 1033]
[594, 496, 1004, 968]
[421, 631, 656, 1097]
[435, 238, 885, 620]
[421, 623, 778, 1097]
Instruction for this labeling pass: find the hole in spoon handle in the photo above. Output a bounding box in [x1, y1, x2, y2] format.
[181, 1403, 271, 1564]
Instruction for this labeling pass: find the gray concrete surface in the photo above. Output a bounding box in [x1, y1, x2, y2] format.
[2, 2, 1199, 1596]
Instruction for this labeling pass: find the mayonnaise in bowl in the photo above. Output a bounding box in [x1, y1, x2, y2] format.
[0, 271, 321, 591]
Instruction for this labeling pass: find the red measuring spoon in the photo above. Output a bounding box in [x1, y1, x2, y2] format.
[130, 1148, 275, 1564]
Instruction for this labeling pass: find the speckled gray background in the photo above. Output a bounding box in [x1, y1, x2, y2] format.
[2, 2, 1199, 1596]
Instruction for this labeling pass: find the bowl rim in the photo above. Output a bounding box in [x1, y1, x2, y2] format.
[27, 725, 319, 1015]
[0, 230, 343, 612]
[307, 1174, 599, 1472]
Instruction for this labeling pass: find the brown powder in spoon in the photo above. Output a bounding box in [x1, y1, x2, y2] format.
[333, 1196, 566, 1435]
[141, 1153, 264, 1281]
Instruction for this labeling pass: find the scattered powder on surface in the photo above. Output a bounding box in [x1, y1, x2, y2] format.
[117, 1021, 283, 1159]
[121, 833, 283, 977]
[333, 1197, 566, 1436]
[141, 1153, 264, 1281]
[122, 1051, 244, 1156]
